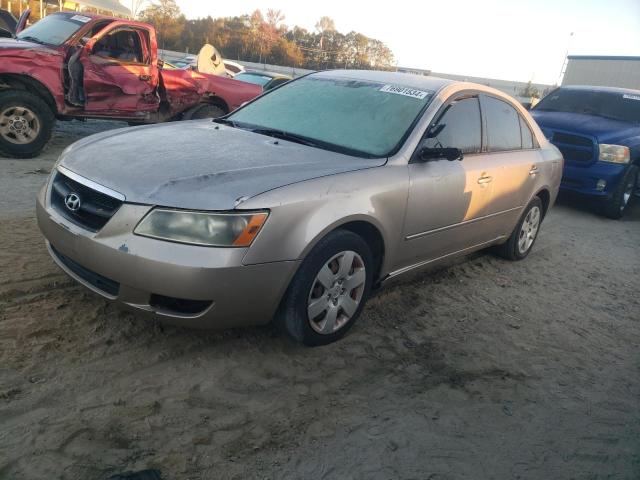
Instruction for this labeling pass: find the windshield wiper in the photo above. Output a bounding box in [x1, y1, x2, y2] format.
[18, 35, 47, 45]
[213, 118, 238, 127]
[249, 128, 321, 148]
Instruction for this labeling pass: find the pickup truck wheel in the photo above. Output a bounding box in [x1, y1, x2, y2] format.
[277, 230, 374, 346]
[183, 103, 226, 120]
[0, 90, 55, 159]
[602, 165, 638, 219]
[494, 197, 543, 261]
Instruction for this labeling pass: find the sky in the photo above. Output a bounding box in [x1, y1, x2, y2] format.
[174, 0, 640, 85]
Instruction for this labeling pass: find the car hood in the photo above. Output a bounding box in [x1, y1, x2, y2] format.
[59, 121, 386, 211]
[530, 110, 638, 144]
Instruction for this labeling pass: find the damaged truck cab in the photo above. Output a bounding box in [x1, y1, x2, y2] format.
[0, 11, 262, 158]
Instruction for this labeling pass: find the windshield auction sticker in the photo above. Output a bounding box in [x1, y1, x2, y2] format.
[70, 15, 92, 23]
[380, 84, 429, 100]
[623, 94, 640, 101]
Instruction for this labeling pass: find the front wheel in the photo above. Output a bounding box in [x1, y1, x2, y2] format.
[0, 90, 55, 159]
[277, 230, 374, 346]
[602, 165, 638, 219]
[495, 197, 543, 261]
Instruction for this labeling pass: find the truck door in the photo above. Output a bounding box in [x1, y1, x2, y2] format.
[80, 22, 159, 114]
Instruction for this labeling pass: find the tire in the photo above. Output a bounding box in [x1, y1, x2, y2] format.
[0, 89, 55, 159]
[277, 230, 374, 346]
[183, 103, 226, 120]
[494, 197, 544, 261]
[602, 165, 638, 219]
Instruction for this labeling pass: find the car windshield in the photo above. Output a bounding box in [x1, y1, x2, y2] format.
[533, 89, 640, 124]
[227, 76, 433, 158]
[234, 73, 274, 87]
[16, 13, 88, 46]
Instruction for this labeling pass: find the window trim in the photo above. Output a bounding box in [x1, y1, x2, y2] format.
[411, 91, 485, 163]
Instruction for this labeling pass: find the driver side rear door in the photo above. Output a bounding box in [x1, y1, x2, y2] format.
[80, 21, 159, 114]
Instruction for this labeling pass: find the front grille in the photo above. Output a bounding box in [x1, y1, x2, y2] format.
[51, 245, 120, 296]
[51, 172, 123, 232]
[549, 131, 596, 164]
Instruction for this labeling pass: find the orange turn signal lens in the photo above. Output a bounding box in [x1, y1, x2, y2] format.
[233, 213, 269, 246]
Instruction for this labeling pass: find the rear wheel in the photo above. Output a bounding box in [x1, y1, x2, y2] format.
[602, 165, 638, 219]
[183, 103, 226, 120]
[0, 90, 55, 159]
[495, 197, 543, 261]
[277, 230, 374, 346]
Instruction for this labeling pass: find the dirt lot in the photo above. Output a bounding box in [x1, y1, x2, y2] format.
[1, 122, 639, 480]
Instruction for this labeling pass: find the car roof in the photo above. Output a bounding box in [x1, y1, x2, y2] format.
[558, 85, 640, 95]
[312, 70, 456, 92]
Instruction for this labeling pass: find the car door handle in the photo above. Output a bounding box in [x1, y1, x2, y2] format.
[139, 74, 152, 81]
[529, 165, 540, 176]
[477, 175, 493, 185]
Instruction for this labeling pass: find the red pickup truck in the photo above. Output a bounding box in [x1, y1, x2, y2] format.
[0, 11, 262, 158]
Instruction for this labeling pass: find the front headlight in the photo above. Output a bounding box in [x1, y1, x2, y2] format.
[599, 144, 630, 164]
[134, 209, 269, 247]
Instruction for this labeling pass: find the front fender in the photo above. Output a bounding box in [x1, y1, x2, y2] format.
[240, 165, 409, 277]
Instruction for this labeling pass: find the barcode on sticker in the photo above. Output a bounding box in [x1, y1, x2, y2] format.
[70, 15, 92, 23]
[623, 94, 640, 101]
[380, 85, 429, 99]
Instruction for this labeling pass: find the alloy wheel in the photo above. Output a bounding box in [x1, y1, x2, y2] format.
[518, 206, 541, 255]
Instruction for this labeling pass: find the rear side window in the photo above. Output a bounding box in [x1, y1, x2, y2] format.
[483, 96, 522, 151]
[423, 97, 482, 154]
[520, 116, 534, 149]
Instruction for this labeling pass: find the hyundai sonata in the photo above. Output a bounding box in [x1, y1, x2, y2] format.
[37, 70, 562, 345]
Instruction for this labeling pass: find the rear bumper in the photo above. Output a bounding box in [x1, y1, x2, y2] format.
[36, 187, 297, 329]
[560, 162, 627, 197]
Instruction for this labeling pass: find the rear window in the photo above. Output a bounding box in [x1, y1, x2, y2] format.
[534, 89, 640, 124]
[235, 73, 273, 87]
[483, 96, 522, 151]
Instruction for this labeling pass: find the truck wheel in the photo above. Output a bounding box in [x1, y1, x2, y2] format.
[0, 90, 55, 159]
[183, 103, 226, 120]
[602, 165, 638, 219]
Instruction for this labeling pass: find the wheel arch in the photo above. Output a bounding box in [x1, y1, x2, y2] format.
[535, 187, 551, 218]
[295, 215, 388, 285]
[0, 73, 58, 114]
[203, 94, 229, 114]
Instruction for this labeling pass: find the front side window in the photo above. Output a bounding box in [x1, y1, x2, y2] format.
[422, 97, 482, 154]
[16, 13, 87, 46]
[228, 76, 434, 158]
[93, 29, 147, 64]
[483, 96, 522, 151]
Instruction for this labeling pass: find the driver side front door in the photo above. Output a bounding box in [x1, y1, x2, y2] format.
[80, 22, 160, 114]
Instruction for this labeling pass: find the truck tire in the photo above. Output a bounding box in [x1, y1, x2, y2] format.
[602, 165, 638, 219]
[0, 90, 55, 159]
[183, 103, 226, 120]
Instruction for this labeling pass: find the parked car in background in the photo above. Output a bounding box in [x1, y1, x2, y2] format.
[0, 11, 262, 158]
[531, 86, 640, 218]
[37, 71, 561, 346]
[234, 70, 292, 91]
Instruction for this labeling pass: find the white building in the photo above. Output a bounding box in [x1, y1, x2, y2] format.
[562, 55, 640, 90]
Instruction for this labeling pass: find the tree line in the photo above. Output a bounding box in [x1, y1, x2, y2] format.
[139, 0, 396, 70]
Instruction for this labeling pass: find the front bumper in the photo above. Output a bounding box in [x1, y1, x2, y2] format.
[560, 162, 627, 197]
[36, 187, 298, 329]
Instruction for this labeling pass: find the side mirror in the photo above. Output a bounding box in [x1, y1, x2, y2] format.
[418, 147, 464, 162]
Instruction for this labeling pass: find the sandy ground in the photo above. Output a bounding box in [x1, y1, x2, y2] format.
[0, 122, 639, 480]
